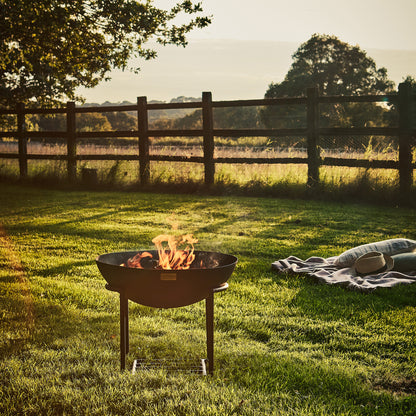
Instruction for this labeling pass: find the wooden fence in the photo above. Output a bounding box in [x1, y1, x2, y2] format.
[0, 84, 415, 196]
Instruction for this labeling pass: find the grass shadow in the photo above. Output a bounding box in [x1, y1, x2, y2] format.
[285, 273, 416, 318]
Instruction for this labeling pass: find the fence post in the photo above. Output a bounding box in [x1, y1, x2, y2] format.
[398, 82, 413, 200]
[137, 96, 150, 185]
[202, 91, 215, 186]
[17, 103, 27, 179]
[66, 101, 77, 182]
[306, 87, 320, 187]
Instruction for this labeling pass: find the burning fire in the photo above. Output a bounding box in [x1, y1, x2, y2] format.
[122, 234, 199, 270]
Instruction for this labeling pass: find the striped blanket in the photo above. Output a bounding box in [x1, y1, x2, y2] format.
[272, 255, 416, 292]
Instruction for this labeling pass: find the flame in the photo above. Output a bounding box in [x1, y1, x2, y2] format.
[122, 234, 198, 270]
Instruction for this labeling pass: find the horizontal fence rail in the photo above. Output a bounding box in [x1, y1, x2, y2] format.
[0, 85, 415, 197]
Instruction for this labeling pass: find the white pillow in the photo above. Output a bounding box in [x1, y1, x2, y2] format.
[335, 238, 416, 268]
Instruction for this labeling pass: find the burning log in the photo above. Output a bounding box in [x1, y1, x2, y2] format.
[121, 234, 199, 270]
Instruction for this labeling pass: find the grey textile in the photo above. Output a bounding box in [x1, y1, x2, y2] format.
[271, 256, 416, 292]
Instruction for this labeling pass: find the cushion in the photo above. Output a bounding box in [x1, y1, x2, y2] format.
[392, 253, 416, 273]
[335, 238, 416, 268]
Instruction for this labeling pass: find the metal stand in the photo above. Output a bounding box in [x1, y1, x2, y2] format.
[105, 283, 228, 375]
[119, 290, 129, 371]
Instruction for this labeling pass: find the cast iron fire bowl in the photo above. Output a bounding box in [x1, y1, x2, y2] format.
[96, 250, 238, 308]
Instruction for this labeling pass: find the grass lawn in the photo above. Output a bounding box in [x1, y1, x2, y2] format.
[1, 183, 415, 415]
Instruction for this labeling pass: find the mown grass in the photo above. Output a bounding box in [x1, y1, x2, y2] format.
[1, 183, 416, 415]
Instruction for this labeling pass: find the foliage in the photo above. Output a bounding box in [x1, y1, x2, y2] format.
[385, 75, 416, 128]
[76, 112, 113, 132]
[151, 106, 261, 130]
[401, 75, 416, 92]
[260, 34, 395, 131]
[0, 0, 210, 107]
[0, 184, 416, 415]
[24, 96, 202, 133]
[213, 106, 261, 129]
[105, 111, 137, 131]
[31, 113, 67, 132]
[29, 111, 134, 132]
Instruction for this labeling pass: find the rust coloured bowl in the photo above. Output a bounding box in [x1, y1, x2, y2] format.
[96, 250, 238, 308]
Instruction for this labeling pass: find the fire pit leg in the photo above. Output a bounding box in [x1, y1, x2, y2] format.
[104, 282, 230, 374]
[205, 291, 214, 375]
[120, 292, 129, 370]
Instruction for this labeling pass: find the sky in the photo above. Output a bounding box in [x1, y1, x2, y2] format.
[168, 0, 416, 50]
[77, 0, 416, 103]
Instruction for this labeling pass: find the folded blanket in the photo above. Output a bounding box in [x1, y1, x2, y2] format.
[271, 256, 416, 292]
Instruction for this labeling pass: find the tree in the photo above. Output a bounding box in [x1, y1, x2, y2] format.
[150, 106, 261, 131]
[260, 34, 395, 131]
[76, 113, 112, 132]
[213, 107, 260, 129]
[105, 111, 137, 131]
[0, 0, 210, 108]
[385, 75, 416, 128]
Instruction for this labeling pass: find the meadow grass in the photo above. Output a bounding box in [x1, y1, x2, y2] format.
[0, 157, 412, 207]
[1, 183, 415, 415]
[1, 138, 413, 206]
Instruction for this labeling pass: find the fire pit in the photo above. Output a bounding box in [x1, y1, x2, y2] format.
[97, 250, 237, 308]
[96, 248, 237, 373]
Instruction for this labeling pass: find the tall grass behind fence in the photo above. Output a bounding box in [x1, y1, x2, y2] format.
[0, 85, 415, 199]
